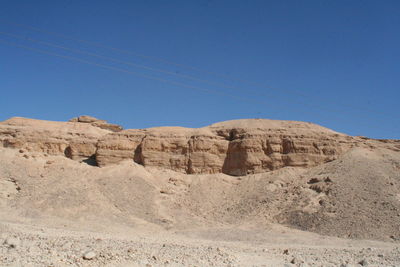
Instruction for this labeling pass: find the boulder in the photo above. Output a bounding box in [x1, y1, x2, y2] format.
[69, 115, 123, 132]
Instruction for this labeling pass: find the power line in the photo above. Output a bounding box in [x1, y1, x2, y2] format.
[0, 29, 393, 120]
[0, 30, 277, 99]
[0, 38, 349, 116]
[0, 18, 391, 118]
[0, 30, 355, 116]
[0, 19, 314, 98]
[0, 38, 398, 136]
[0, 38, 262, 104]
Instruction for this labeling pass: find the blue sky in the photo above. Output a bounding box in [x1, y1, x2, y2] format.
[0, 0, 399, 139]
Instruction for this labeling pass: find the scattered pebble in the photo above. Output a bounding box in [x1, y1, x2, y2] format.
[291, 256, 304, 264]
[4, 237, 20, 248]
[83, 250, 96, 260]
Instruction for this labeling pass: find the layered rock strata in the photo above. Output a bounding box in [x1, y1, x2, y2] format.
[0, 117, 110, 161]
[0, 117, 359, 175]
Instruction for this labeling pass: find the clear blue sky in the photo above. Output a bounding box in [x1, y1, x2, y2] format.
[0, 1, 399, 139]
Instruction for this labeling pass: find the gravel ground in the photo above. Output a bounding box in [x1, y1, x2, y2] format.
[1, 222, 400, 267]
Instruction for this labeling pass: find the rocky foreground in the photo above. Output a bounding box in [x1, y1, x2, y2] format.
[2, 222, 400, 267]
[0, 116, 399, 266]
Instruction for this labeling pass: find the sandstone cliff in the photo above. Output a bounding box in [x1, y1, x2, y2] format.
[0, 117, 361, 175]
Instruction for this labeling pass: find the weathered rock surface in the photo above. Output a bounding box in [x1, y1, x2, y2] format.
[96, 119, 359, 175]
[0, 117, 361, 175]
[69, 115, 123, 132]
[96, 129, 146, 167]
[0, 117, 110, 162]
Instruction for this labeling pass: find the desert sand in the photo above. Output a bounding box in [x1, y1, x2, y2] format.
[0, 116, 399, 266]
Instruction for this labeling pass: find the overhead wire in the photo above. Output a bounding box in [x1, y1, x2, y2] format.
[0, 18, 394, 118]
[0, 20, 398, 138]
[0, 30, 277, 98]
[0, 37, 393, 134]
[0, 19, 313, 96]
[0, 38, 398, 136]
[0, 38, 264, 104]
[0, 29, 393, 119]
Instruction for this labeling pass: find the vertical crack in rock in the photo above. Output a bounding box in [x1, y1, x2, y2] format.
[186, 136, 194, 174]
[133, 135, 147, 166]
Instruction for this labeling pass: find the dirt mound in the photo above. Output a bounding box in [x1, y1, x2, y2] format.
[280, 147, 400, 240]
[0, 143, 399, 242]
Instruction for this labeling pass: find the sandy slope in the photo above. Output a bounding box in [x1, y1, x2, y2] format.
[0, 139, 400, 266]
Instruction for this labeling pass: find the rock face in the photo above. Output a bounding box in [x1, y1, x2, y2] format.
[96, 129, 146, 167]
[0, 117, 359, 175]
[0, 117, 110, 162]
[96, 119, 357, 175]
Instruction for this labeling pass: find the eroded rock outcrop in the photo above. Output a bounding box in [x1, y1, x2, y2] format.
[0, 117, 111, 162]
[95, 119, 358, 175]
[0, 117, 360, 175]
[69, 115, 123, 132]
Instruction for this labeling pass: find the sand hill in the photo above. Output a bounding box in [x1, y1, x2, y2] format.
[0, 116, 399, 266]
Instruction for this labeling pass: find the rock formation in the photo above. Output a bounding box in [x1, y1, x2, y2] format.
[69, 115, 123, 132]
[0, 116, 361, 175]
[95, 119, 360, 175]
[0, 117, 109, 162]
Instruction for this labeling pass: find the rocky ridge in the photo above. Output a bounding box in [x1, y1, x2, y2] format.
[0, 116, 363, 176]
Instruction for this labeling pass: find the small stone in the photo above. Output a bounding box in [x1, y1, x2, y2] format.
[160, 189, 172, 194]
[4, 237, 20, 248]
[62, 241, 72, 249]
[291, 256, 304, 264]
[266, 183, 277, 192]
[283, 249, 289, 255]
[359, 259, 369, 266]
[83, 251, 96, 260]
